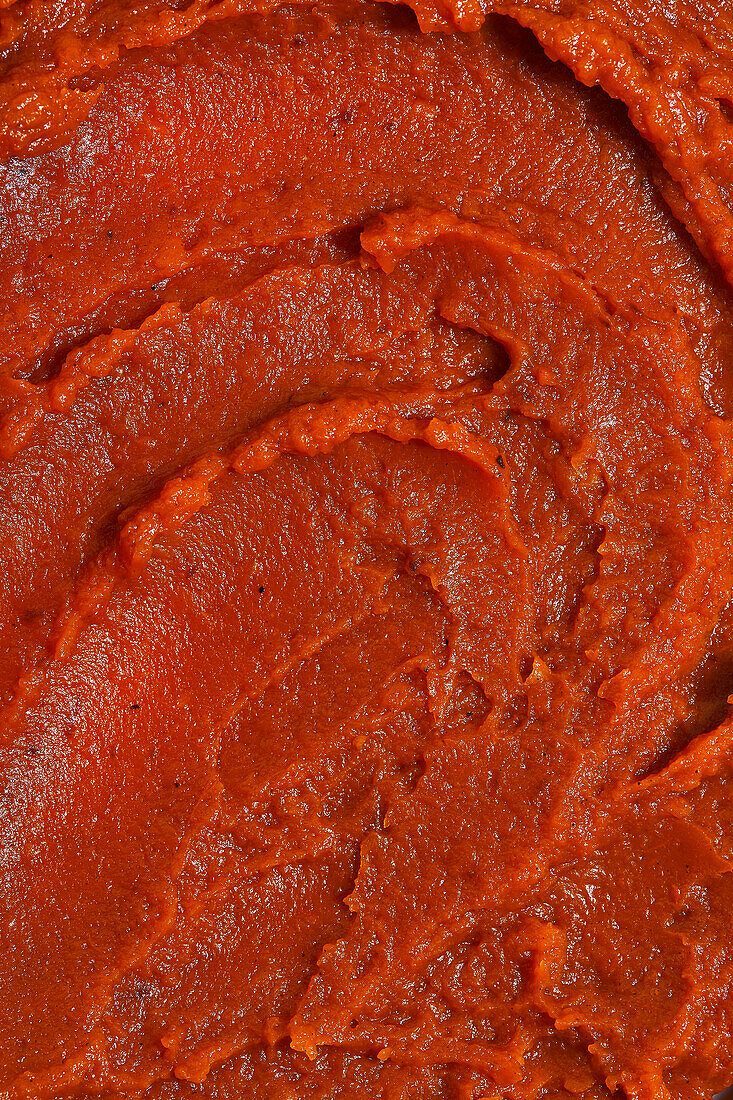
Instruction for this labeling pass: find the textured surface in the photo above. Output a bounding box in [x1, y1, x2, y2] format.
[1, 1, 733, 1097]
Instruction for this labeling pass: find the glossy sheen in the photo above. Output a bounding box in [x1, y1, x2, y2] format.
[1, 1, 733, 1098]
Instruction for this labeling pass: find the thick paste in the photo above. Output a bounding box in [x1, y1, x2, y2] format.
[2, 1, 733, 1098]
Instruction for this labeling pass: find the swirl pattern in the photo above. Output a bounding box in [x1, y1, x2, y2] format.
[1, 2, 733, 1098]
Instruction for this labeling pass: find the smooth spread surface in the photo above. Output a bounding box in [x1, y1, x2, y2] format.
[2, 1, 733, 1098]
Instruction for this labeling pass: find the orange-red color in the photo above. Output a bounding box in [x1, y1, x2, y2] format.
[1, 1, 733, 1098]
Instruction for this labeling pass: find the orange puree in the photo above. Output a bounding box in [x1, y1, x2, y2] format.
[1, 2, 733, 1098]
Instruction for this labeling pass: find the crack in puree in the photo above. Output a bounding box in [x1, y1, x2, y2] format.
[1, 1, 733, 1097]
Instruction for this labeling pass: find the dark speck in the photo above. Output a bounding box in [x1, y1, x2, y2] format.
[496, 454, 505, 468]
[6, 157, 32, 181]
[130, 703, 140, 710]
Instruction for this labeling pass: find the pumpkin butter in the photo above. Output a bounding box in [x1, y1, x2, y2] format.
[1, 1, 733, 1097]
